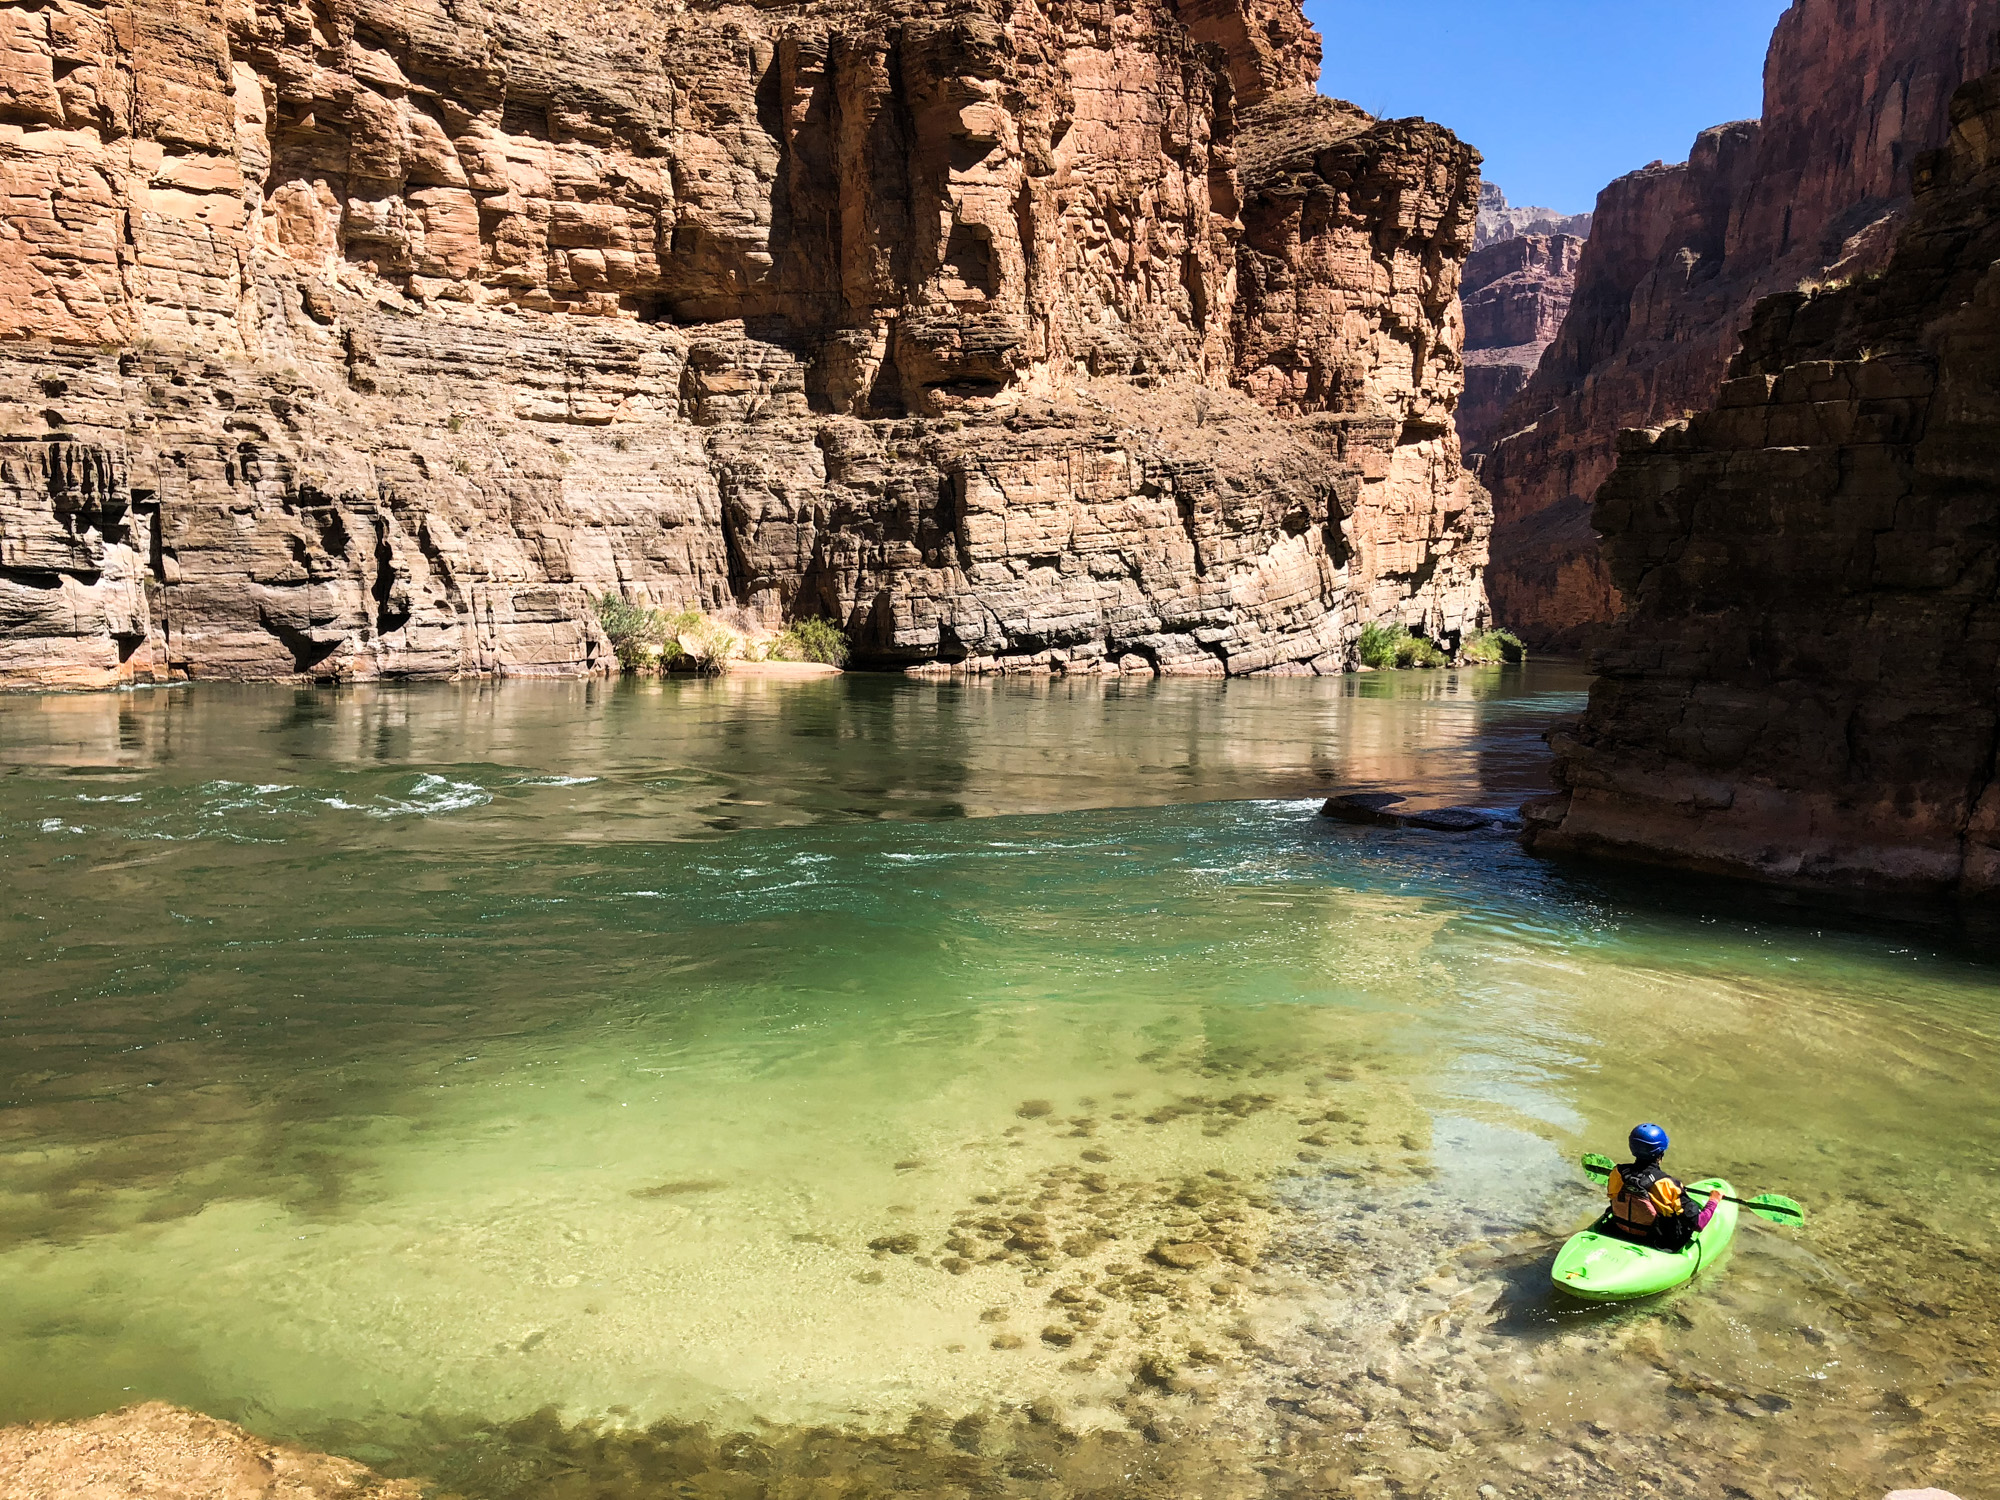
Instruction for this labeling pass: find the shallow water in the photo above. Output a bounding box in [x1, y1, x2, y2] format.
[2, 667, 1996, 1499]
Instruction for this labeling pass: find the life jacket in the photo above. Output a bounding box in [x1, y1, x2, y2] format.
[1607, 1159, 1687, 1243]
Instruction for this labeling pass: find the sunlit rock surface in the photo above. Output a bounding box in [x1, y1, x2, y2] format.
[0, 1403, 419, 1499]
[0, 0, 1490, 686]
[1471, 182, 1591, 250]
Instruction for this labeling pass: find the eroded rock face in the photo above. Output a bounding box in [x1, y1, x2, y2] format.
[0, 1402, 420, 1499]
[0, 0, 1487, 686]
[1483, 0, 2000, 650]
[1472, 183, 1590, 250]
[1455, 232, 1582, 458]
[1527, 67, 2000, 897]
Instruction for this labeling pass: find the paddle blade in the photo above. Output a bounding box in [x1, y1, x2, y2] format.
[1746, 1193, 1805, 1226]
[1581, 1152, 1616, 1180]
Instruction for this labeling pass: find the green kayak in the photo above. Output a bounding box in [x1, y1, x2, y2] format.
[1552, 1178, 1739, 1301]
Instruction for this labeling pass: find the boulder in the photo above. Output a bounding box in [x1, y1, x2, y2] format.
[0, 1403, 420, 1499]
[1320, 792, 1408, 826]
[1321, 793, 1493, 831]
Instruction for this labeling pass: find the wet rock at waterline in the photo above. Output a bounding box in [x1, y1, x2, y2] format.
[1320, 793, 1497, 831]
[1320, 791, 1410, 826]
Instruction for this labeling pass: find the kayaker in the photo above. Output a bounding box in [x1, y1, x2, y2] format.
[1605, 1123, 1722, 1251]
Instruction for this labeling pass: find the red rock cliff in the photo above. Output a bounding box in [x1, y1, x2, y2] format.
[0, 0, 1488, 686]
[1455, 231, 1582, 459]
[1526, 64, 2000, 896]
[1482, 0, 2000, 651]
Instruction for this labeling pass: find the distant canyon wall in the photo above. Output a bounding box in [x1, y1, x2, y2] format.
[0, 0, 1489, 687]
[1455, 231, 1582, 460]
[1482, 0, 2000, 651]
[1472, 184, 1590, 251]
[1526, 64, 2000, 897]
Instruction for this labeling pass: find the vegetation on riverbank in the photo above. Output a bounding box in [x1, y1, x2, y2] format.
[1461, 628, 1527, 664]
[592, 595, 851, 674]
[1357, 622, 1527, 671]
[768, 617, 851, 667]
[1357, 622, 1446, 670]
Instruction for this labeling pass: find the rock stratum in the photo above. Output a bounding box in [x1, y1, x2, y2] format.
[1526, 64, 2000, 898]
[1484, 0, 2000, 651]
[0, 0, 1489, 687]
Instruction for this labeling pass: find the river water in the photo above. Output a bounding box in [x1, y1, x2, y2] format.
[1, 666, 1994, 1499]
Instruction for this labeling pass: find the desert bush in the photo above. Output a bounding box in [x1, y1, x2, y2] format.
[769, 617, 851, 666]
[1357, 621, 1451, 670]
[1461, 628, 1527, 665]
[674, 615, 739, 676]
[1397, 633, 1447, 668]
[594, 594, 709, 673]
[1356, 621, 1404, 669]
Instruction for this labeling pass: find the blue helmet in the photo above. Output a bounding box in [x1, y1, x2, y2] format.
[1629, 1123, 1670, 1160]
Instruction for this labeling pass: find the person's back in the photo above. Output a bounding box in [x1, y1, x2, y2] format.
[1605, 1123, 1719, 1251]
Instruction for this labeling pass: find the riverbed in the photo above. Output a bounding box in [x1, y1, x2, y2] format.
[2, 667, 1994, 1498]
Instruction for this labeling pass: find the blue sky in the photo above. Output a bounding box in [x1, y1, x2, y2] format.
[1306, 0, 1793, 213]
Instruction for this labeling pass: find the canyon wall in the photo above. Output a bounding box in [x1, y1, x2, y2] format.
[1525, 65, 2000, 897]
[1455, 231, 1581, 459]
[0, 0, 1489, 687]
[1472, 183, 1590, 250]
[1482, 0, 2000, 651]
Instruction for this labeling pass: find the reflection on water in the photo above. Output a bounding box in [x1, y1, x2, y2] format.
[1, 665, 1996, 1499]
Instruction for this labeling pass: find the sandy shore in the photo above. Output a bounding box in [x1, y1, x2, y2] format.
[727, 660, 843, 678]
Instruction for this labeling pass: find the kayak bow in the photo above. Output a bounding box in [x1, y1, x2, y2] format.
[1552, 1177, 1739, 1301]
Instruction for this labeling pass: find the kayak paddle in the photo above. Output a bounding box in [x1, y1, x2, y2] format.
[1580, 1152, 1805, 1226]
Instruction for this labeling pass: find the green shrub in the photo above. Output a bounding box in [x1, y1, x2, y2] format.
[1358, 621, 1448, 670]
[769, 617, 851, 667]
[592, 592, 689, 673]
[1461, 628, 1527, 665]
[1396, 634, 1447, 669]
[1356, 621, 1405, 669]
[676, 615, 738, 675]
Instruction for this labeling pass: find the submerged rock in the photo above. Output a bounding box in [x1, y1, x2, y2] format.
[1319, 794, 1495, 832]
[1150, 1240, 1220, 1271]
[1319, 792, 1408, 826]
[0, 1403, 420, 1499]
[1404, 808, 1495, 832]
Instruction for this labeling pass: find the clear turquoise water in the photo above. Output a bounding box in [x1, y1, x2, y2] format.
[2, 667, 1995, 1497]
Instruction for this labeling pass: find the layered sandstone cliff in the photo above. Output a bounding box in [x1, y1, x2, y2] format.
[0, 0, 1488, 687]
[1455, 231, 1581, 459]
[1525, 65, 2000, 897]
[1483, 0, 2000, 651]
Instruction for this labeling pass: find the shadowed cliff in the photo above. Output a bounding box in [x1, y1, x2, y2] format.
[1527, 63, 2000, 898]
[1481, 0, 2000, 652]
